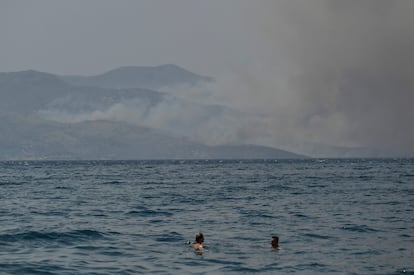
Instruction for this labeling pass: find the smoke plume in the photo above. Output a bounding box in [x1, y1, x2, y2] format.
[173, 0, 414, 156]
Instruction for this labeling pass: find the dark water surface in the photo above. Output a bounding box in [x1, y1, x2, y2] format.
[0, 159, 413, 274]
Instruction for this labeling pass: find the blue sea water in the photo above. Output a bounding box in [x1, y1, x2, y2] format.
[0, 159, 413, 274]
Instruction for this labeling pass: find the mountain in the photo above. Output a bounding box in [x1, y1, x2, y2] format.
[296, 143, 385, 158]
[0, 70, 70, 113]
[60, 64, 213, 90]
[0, 115, 202, 160]
[0, 67, 307, 160]
[209, 144, 305, 159]
[0, 115, 306, 160]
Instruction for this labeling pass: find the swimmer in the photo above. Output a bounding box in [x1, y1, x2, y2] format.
[271, 236, 280, 250]
[193, 232, 204, 250]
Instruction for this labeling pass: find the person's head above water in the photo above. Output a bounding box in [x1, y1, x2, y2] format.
[193, 232, 204, 250]
[271, 236, 279, 249]
[195, 232, 204, 244]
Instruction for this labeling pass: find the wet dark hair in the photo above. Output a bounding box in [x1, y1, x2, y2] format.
[195, 232, 204, 243]
[271, 236, 279, 248]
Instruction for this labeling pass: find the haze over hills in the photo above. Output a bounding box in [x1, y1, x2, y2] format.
[0, 115, 305, 160]
[0, 65, 307, 160]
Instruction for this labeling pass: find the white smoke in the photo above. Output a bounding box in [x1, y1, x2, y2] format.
[40, 93, 271, 147]
[166, 0, 414, 156]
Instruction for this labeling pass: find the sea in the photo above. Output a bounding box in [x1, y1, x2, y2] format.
[0, 159, 413, 274]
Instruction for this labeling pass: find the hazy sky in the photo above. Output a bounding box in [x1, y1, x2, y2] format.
[1, 0, 260, 76]
[1, 0, 414, 156]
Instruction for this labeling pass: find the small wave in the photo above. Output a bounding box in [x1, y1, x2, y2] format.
[218, 265, 263, 273]
[0, 229, 106, 245]
[173, 197, 208, 204]
[127, 208, 173, 217]
[0, 262, 76, 275]
[54, 186, 73, 190]
[155, 231, 184, 242]
[400, 173, 414, 177]
[341, 224, 379, 233]
[29, 210, 67, 216]
[206, 258, 244, 267]
[358, 175, 374, 181]
[101, 180, 123, 185]
[0, 181, 26, 186]
[266, 184, 296, 191]
[292, 262, 337, 273]
[303, 233, 337, 240]
[353, 249, 383, 256]
[292, 213, 311, 219]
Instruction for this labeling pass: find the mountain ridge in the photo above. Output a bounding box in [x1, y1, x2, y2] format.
[0, 66, 307, 160]
[59, 64, 213, 90]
